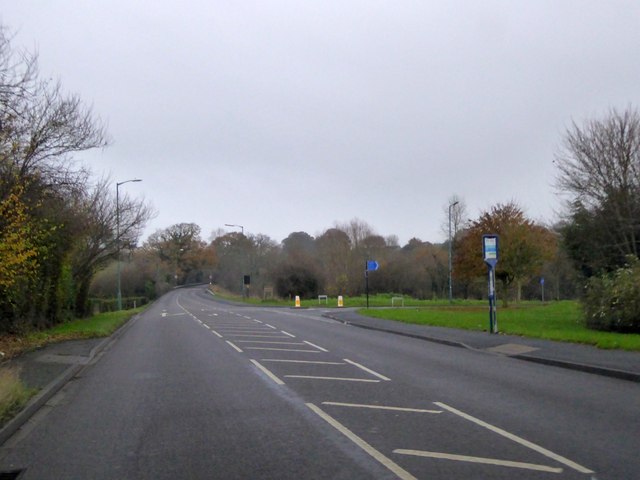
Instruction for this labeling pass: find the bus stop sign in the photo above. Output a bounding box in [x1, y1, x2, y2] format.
[482, 235, 499, 268]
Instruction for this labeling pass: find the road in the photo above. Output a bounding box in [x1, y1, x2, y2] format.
[0, 286, 638, 479]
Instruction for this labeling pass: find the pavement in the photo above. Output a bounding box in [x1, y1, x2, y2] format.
[324, 309, 640, 382]
[0, 307, 638, 447]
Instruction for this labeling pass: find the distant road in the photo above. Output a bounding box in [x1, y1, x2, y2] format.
[0, 286, 637, 479]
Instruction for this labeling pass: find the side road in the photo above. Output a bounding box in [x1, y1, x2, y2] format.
[324, 309, 640, 382]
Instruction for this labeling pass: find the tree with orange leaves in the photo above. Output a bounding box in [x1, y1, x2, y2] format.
[454, 201, 557, 304]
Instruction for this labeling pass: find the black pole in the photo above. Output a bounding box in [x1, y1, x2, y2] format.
[365, 261, 369, 309]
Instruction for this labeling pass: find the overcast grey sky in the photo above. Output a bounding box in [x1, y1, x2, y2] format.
[2, 1, 639, 245]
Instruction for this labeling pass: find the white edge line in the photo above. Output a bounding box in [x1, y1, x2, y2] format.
[250, 360, 284, 385]
[225, 340, 243, 353]
[393, 450, 563, 474]
[303, 340, 329, 352]
[344, 359, 391, 381]
[434, 402, 593, 474]
[306, 403, 417, 480]
[281, 330, 296, 338]
[322, 402, 441, 414]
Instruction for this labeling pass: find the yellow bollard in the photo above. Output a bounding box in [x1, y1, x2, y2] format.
[295, 295, 301, 308]
[337, 295, 344, 307]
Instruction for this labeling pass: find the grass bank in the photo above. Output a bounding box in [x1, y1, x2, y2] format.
[360, 301, 640, 351]
[209, 287, 486, 308]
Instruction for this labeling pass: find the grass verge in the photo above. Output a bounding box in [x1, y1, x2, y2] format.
[0, 307, 146, 360]
[360, 301, 640, 351]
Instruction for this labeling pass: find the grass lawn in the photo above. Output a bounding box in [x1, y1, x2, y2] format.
[360, 301, 640, 351]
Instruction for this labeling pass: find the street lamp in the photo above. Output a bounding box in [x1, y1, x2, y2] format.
[116, 178, 142, 310]
[225, 223, 244, 235]
[448, 200, 459, 304]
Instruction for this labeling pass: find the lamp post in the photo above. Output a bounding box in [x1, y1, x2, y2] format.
[116, 178, 142, 310]
[448, 200, 459, 304]
[225, 223, 244, 235]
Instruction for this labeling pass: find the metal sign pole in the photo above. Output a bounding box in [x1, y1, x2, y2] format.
[482, 235, 499, 334]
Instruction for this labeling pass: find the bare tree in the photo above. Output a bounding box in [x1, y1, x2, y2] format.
[441, 194, 468, 240]
[555, 107, 640, 266]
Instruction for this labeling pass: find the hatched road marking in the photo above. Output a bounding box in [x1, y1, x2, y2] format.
[435, 402, 594, 474]
[344, 359, 390, 381]
[306, 403, 417, 480]
[322, 402, 442, 414]
[393, 450, 563, 474]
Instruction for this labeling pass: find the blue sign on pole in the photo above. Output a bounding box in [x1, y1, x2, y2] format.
[366, 260, 379, 271]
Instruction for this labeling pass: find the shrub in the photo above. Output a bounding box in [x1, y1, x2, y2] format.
[583, 256, 640, 333]
[0, 368, 35, 425]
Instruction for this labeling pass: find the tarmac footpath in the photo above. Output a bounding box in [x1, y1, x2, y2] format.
[324, 309, 640, 383]
[0, 313, 140, 446]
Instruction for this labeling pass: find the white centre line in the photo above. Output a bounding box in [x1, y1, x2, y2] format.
[434, 402, 593, 474]
[225, 340, 243, 353]
[322, 402, 441, 414]
[281, 330, 296, 338]
[261, 359, 345, 365]
[285, 375, 380, 383]
[393, 450, 563, 474]
[306, 403, 417, 480]
[303, 341, 329, 352]
[344, 359, 390, 381]
[250, 360, 284, 385]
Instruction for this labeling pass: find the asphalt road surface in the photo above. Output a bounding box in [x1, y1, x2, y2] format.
[0, 286, 637, 479]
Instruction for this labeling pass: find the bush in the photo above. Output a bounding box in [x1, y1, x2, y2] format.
[583, 256, 640, 333]
[0, 368, 35, 426]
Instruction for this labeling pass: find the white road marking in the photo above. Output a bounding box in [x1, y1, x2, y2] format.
[262, 359, 345, 365]
[225, 340, 243, 353]
[285, 375, 380, 383]
[237, 341, 306, 345]
[303, 341, 329, 352]
[250, 360, 284, 385]
[344, 359, 390, 381]
[203, 324, 210, 329]
[434, 402, 593, 474]
[225, 334, 289, 338]
[281, 330, 296, 338]
[264, 323, 277, 329]
[253, 319, 263, 324]
[210, 330, 223, 338]
[322, 402, 441, 414]
[243, 316, 252, 319]
[393, 450, 563, 474]
[306, 403, 417, 480]
[245, 347, 321, 353]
